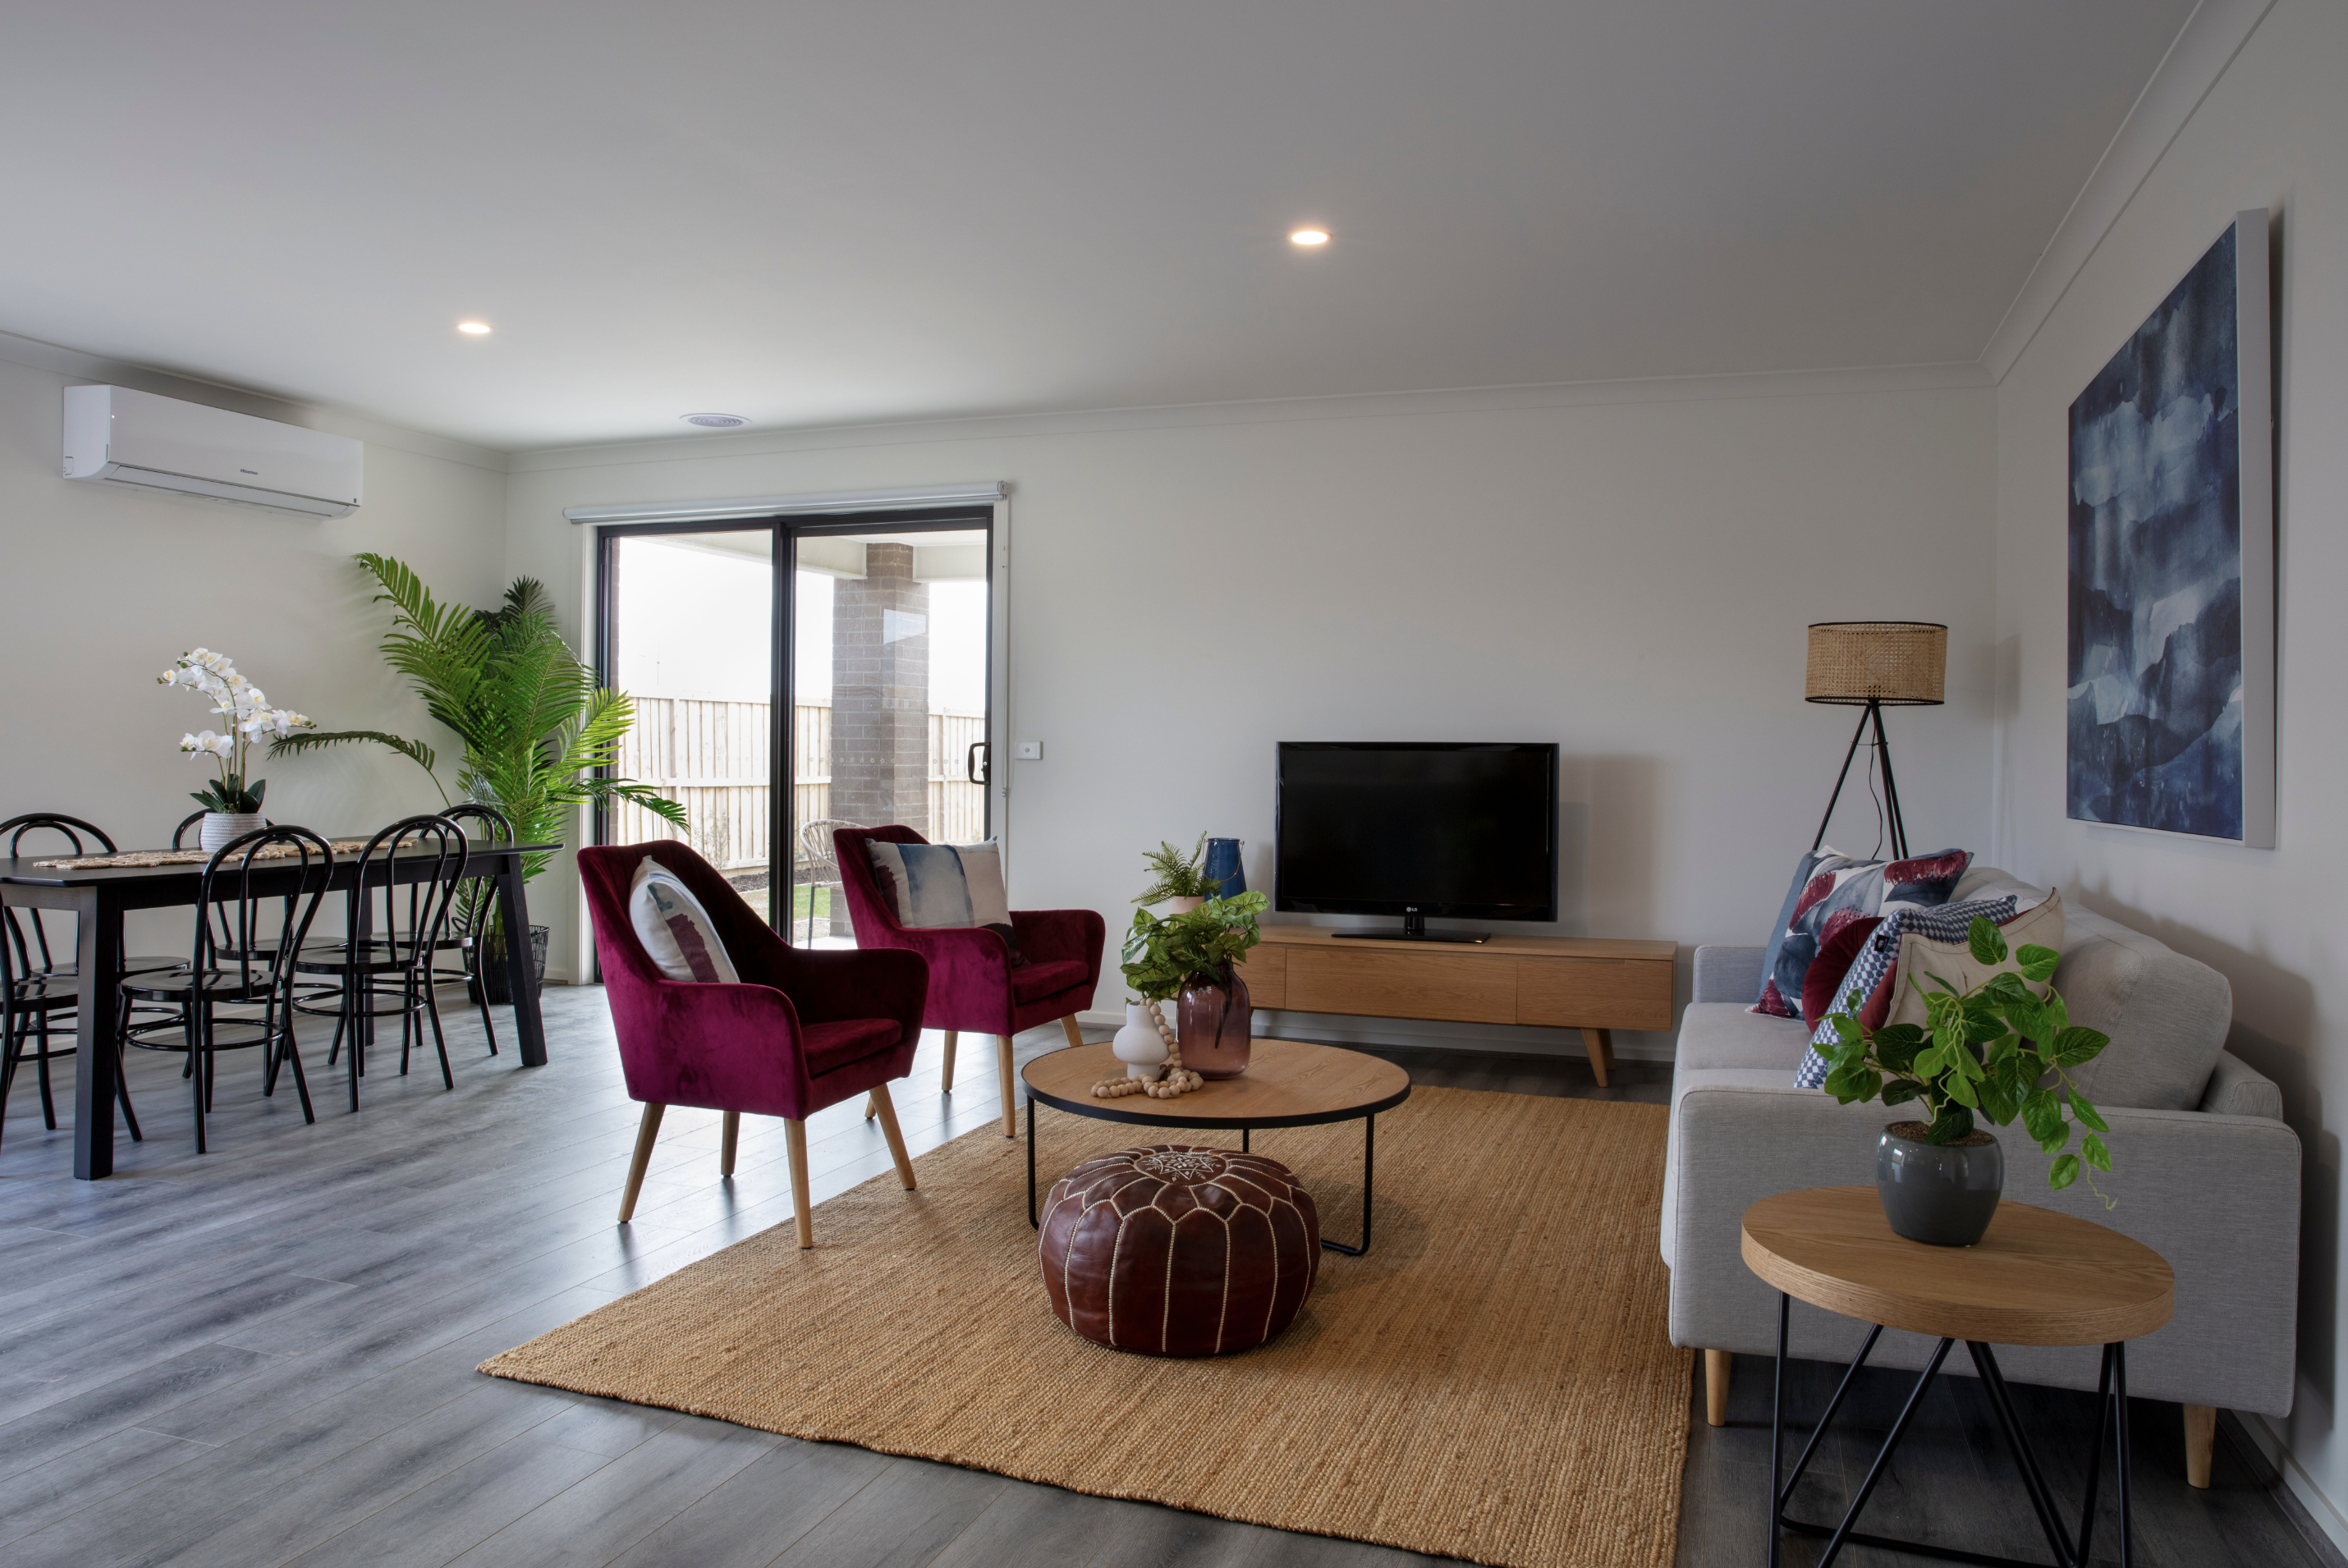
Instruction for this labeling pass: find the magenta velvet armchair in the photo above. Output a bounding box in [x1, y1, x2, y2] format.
[833, 825, 1106, 1137]
[580, 841, 929, 1246]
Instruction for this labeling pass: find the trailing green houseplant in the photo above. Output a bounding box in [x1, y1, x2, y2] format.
[1818, 915, 2116, 1193]
[1121, 891, 1271, 1080]
[272, 555, 685, 962]
[1120, 891, 1269, 1000]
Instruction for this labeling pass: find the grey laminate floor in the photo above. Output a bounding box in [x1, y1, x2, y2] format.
[0, 996, 2323, 1567]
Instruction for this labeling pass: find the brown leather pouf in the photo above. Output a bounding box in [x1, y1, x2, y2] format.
[1039, 1144, 1320, 1356]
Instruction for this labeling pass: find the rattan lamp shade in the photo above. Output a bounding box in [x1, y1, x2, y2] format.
[1805, 622, 1947, 707]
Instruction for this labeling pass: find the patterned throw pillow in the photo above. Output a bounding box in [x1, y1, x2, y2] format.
[628, 856, 741, 984]
[1791, 893, 2020, 1088]
[865, 838, 1023, 961]
[1801, 914, 1883, 1024]
[1882, 889, 2066, 1033]
[1751, 847, 1972, 1018]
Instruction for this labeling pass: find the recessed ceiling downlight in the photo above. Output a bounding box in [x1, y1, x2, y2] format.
[681, 412, 750, 429]
[1289, 228, 1329, 247]
[456, 320, 492, 335]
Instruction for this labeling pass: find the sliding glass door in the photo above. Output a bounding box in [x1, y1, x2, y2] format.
[788, 521, 992, 944]
[596, 509, 993, 945]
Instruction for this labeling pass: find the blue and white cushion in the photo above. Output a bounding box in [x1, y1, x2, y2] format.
[1792, 894, 2020, 1089]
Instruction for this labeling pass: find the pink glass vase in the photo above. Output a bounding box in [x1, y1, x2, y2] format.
[1177, 966, 1254, 1080]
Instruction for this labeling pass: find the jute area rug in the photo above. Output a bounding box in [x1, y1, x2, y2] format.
[480, 1087, 1690, 1568]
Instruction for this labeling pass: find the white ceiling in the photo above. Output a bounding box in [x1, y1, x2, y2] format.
[2, 2, 2196, 452]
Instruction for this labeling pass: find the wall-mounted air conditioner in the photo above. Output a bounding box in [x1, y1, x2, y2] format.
[62, 384, 363, 518]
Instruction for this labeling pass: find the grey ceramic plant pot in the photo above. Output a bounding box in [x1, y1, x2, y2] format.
[1875, 1123, 2005, 1246]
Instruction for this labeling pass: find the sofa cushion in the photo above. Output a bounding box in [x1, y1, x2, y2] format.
[1883, 889, 2066, 1031]
[2054, 907, 2233, 1111]
[1677, 1003, 1814, 1073]
[1752, 847, 1971, 1018]
[1802, 915, 1883, 1024]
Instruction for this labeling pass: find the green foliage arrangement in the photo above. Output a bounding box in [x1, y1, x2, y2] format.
[1121, 892, 1269, 1002]
[271, 552, 686, 886]
[1133, 833, 1227, 905]
[1818, 915, 2116, 1193]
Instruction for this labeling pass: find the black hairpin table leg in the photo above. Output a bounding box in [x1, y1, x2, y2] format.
[1766, 1290, 2132, 1568]
[1321, 1112, 1374, 1255]
[1026, 1094, 1038, 1228]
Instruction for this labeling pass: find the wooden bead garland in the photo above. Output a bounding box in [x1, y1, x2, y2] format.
[1090, 1000, 1205, 1099]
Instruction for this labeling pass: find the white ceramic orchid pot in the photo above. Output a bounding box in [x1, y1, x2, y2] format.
[199, 813, 265, 852]
[1112, 1002, 1170, 1080]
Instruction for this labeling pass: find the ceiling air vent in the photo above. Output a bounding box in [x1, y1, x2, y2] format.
[681, 412, 749, 429]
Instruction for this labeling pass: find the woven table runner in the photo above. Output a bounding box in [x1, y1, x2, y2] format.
[32, 837, 427, 870]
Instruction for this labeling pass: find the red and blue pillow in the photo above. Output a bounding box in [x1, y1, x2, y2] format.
[1750, 846, 1971, 1019]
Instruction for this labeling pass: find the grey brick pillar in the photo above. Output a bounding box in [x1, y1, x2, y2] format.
[829, 543, 932, 868]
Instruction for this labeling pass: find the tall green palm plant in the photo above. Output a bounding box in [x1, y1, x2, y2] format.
[272, 552, 686, 894]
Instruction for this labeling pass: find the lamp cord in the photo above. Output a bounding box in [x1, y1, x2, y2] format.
[1866, 738, 1886, 861]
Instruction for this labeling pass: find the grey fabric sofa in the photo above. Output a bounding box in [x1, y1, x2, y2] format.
[1663, 865, 2300, 1484]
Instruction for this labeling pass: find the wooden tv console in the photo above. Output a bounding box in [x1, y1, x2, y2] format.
[1232, 926, 1676, 1087]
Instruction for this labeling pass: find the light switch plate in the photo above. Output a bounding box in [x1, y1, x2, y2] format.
[1013, 740, 1043, 760]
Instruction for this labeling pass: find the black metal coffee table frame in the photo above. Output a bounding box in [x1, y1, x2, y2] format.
[1768, 1292, 2137, 1568]
[1022, 1078, 1408, 1256]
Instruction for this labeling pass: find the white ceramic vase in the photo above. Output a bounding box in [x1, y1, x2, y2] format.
[1166, 896, 1205, 915]
[1112, 1002, 1169, 1080]
[199, 812, 264, 852]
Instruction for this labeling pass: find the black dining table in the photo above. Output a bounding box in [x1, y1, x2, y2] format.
[0, 839, 559, 1179]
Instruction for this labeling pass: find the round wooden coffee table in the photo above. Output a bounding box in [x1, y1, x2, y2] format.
[1021, 1039, 1410, 1255]
[1742, 1186, 2174, 1568]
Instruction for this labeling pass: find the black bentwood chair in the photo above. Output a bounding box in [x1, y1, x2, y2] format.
[120, 827, 336, 1152]
[0, 814, 186, 1153]
[294, 815, 470, 1112]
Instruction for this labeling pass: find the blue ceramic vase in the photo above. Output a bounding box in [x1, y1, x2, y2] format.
[1203, 837, 1246, 897]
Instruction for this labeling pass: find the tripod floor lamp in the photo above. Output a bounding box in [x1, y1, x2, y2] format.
[1806, 621, 1947, 862]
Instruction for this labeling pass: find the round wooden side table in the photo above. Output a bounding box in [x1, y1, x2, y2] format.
[1021, 1039, 1410, 1254]
[1741, 1186, 2175, 1568]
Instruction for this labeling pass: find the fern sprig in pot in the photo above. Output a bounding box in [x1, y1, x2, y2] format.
[1818, 915, 2113, 1245]
[1133, 833, 1225, 910]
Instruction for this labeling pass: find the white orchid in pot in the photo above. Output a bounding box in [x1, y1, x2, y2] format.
[159, 649, 314, 850]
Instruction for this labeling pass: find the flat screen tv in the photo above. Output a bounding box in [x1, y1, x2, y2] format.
[1275, 741, 1558, 942]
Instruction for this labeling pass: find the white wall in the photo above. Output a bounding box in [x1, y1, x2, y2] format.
[0, 348, 509, 956]
[1988, 0, 2348, 1534]
[508, 375, 1997, 1056]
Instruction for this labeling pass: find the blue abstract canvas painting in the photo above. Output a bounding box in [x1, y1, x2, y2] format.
[2067, 214, 2273, 844]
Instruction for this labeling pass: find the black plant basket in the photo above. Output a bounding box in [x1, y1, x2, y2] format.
[471, 923, 550, 1005]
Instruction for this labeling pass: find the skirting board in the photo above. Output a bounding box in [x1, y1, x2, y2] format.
[1075, 1007, 1674, 1063]
[2234, 1410, 2348, 1568]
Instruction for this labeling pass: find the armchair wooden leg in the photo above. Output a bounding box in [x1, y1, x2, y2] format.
[1704, 1350, 1730, 1428]
[996, 1034, 1016, 1138]
[869, 1081, 916, 1190]
[2185, 1403, 2217, 1488]
[720, 1110, 740, 1178]
[619, 1103, 665, 1223]
[785, 1117, 814, 1249]
[1059, 1014, 1084, 1050]
[941, 1029, 958, 1093]
[860, 1093, 875, 1119]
